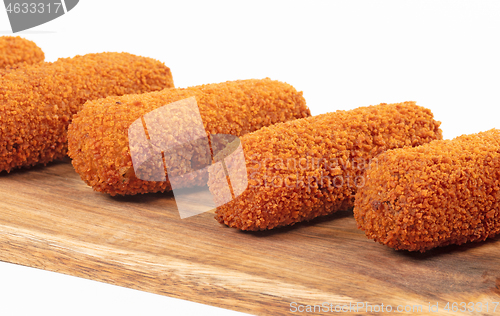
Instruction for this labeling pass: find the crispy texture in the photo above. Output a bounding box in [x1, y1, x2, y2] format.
[211, 102, 442, 231]
[68, 78, 311, 196]
[354, 129, 500, 252]
[0, 52, 174, 172]
[0, 36, 44, 68]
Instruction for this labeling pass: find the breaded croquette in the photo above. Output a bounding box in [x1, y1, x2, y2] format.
[0, 36, 44, 68]
[211, 102, 442, 231]
[354, 129, 500, 252]
[0, 52, 174, 173]
[67, 78, 311, 196]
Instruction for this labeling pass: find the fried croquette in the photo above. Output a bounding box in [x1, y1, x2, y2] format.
[354, 129, 500, 252]
[0, 36, 44, 68]
[0, 52, 174, 173]
[210, 101, 442, 231]
[67, 78, 311, 196]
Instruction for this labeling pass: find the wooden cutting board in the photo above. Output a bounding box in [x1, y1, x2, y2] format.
[0, 158, 499, 316]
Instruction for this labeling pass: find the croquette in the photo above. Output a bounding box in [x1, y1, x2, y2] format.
[0, 52, 174, 172]
[68, 78, 311, 196]
[210, 102, 442, 231]
[0, 36, 44, 68]
[354, 129, 500, 252]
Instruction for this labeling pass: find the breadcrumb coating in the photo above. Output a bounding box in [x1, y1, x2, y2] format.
[211, 102, 442, 231]
[0, 52, 174, 172]
[354, 129, 500, 252]
[0, 36, 44, 68]
[68, 78, 311, 196]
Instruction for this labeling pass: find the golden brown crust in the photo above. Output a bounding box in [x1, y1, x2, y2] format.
[212, 102, 442, 231]
[0, 52, 174, 172]
[0, 36, 44, 68]
[67, 78, 311, 196]
[354, 129, 500, 252]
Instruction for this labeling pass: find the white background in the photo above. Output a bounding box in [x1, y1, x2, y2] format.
[0, 1, 499, 315]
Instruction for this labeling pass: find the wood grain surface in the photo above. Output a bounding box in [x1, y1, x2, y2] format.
[0, 158, 499, 316]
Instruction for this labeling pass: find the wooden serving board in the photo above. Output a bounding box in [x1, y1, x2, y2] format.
[0, 158, 499, 316]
